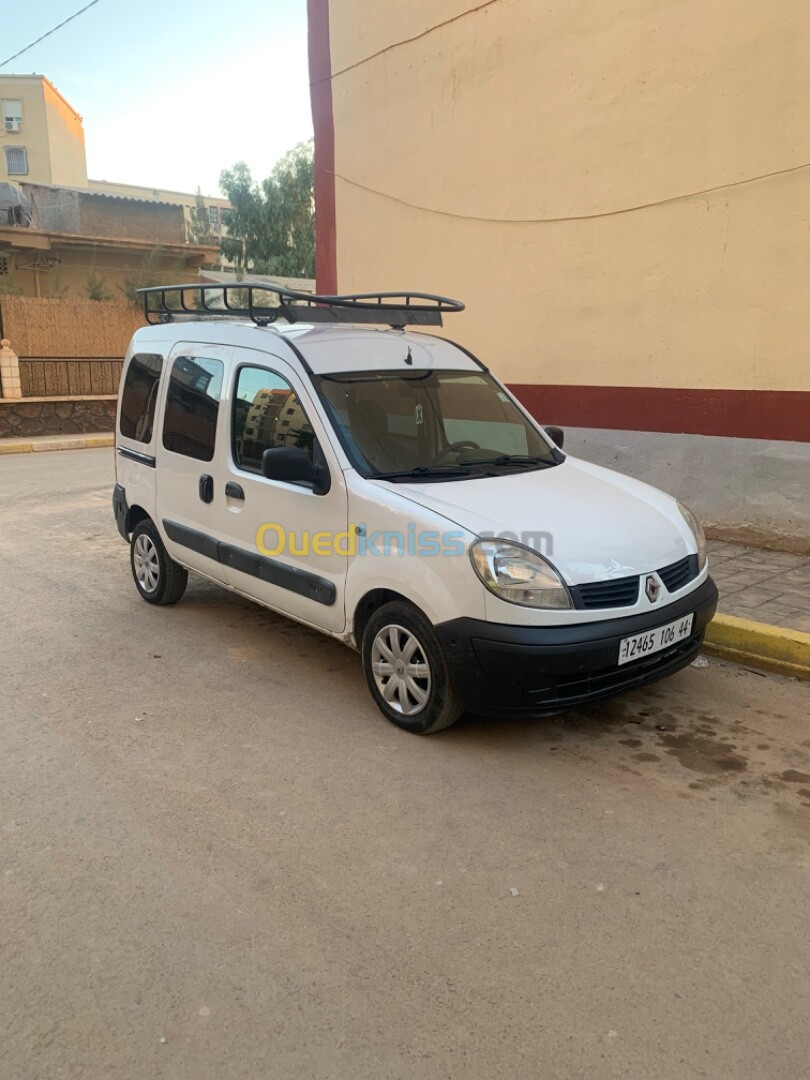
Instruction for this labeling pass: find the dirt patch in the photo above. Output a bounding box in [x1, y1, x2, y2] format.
[658, 731, 747, 775]
[780, 770, 810, 785]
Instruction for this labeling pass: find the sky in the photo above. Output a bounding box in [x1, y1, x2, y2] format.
[2, 0, 313, 196]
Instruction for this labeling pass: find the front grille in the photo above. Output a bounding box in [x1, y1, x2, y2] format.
[571, 575, 640, 610]
[658, 554, 699, 593]
[571, 553, 700, 610]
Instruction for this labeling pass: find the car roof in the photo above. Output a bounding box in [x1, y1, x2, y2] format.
[129, 319, 484, 376]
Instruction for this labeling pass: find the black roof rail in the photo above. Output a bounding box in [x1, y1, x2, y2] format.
[137, 283, 464, 329]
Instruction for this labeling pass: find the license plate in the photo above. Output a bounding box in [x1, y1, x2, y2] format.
[618, 613, 694, 666]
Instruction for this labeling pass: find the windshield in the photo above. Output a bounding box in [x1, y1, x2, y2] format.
[316, 369, 561, 481]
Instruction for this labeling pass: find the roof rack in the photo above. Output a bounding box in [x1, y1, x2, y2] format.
[137, 283, 464, 329]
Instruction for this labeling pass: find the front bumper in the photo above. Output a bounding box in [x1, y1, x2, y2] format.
[435, 576, 718, 717]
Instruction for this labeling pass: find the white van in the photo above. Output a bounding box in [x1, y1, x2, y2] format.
[113, 284, 718, 734]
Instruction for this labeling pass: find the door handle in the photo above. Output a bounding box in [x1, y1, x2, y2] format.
[225, 482, 245, 500]
[199, 474, 214, 503]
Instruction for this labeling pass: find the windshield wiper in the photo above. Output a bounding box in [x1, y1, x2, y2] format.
[373, 465, 472, 481]
[457, 454, 553, 468]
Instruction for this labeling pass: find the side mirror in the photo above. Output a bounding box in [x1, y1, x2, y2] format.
[261, 447, 330, 494]
[544, 425, 564, 450]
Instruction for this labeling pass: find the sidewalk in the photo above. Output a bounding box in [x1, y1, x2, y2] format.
[0, 432, 114, 454]
[707, 539, 810, 634]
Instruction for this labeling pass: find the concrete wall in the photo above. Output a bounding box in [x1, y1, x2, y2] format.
[311, 0, 810, 544]
[25, 185, 186, 244]
[565, 429, 810, 553]
[77, 194, 186, 245]
[88, 179, 232, 249]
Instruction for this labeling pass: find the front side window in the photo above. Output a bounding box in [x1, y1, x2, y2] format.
[4, 146, 28, 175]
[162, 356, 224, 462]
[119, 353, 163, 443]
[232, 366, 315, 473]
[317, 369, 559, 481]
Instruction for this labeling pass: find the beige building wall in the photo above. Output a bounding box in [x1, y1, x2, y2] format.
[2, 242, 215, 302]
[42, 79, 88, 187]
[326, 0, 810, 395]
[0, 75, 87, 187]
[313, 0, 810, 544]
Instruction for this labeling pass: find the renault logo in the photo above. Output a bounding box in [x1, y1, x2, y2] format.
[645, 575, 661, 603]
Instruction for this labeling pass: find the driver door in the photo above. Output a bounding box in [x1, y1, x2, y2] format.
[216, 348, 349, 634]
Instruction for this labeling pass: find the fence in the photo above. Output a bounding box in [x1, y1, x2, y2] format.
[0, 296, 143, 361]
[18, 359, 123, 397]
[0, 296, 143, 398]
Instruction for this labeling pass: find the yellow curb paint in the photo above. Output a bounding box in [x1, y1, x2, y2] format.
[0, 434, 114, 454]
[704, 613, 810, 680]
[0, 441, 34, 454]
[32, 439, 83, 452]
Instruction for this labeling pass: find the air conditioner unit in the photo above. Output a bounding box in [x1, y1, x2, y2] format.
[4, 119, 21, 133]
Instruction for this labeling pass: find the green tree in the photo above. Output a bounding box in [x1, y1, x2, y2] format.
[188, 187, 214, 245]
[219, 141, 315, 279]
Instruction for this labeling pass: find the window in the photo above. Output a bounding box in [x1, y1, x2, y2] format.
[162, 356, 224, 461]
[119, 353, 163, 443]
[4, 146, 28, 176]
[317, 370, 558, 480]
[436, 373, 532, 455]
[232, 366, 315, 473]
[2, 99, 22, 132]
[208, 206, 219, 225]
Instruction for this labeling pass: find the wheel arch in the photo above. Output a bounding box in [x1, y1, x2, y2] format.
[351, 588, 422, 648]
[126, 503, 152, 537]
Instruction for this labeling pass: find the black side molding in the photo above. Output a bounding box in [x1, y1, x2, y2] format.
[162, 519, 336, 607]
[162, 520, 221, 562]
[118, 445, 156, 468]
[219, 544, 336, 606]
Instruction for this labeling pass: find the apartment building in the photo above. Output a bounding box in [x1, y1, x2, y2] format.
[0, 73, 229, 246]
[1, 74, 87, 187]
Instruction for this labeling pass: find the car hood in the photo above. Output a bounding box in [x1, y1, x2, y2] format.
[389, 457, 696, 585]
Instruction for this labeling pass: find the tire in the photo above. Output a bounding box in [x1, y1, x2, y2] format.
[362, 600, 463, 734]
[130, 519, 188, 606]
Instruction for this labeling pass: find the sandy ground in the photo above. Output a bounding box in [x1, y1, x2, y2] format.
[1, 448, 809, 1080]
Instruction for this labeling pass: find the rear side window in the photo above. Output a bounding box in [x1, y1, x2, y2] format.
[162, 356, 224, 462]
[119, 353, 163, 443]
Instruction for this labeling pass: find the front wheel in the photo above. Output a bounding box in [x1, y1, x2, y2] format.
[362, 601, 463, 734]
[130, 519, 188, 605]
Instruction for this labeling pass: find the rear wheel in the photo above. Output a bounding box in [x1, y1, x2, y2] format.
[362, 601, 463, 734]
[130, 519, 187, 606]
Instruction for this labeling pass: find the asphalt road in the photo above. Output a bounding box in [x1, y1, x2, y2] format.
[1, 448, 809, 1080]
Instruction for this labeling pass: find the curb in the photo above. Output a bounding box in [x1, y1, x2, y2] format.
[0, 434, 114, 454]
[704, 613, 810, 681]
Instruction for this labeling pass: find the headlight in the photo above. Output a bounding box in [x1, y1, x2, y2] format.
[677, 501, 707, 571]
[470, 539, 572, 609]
